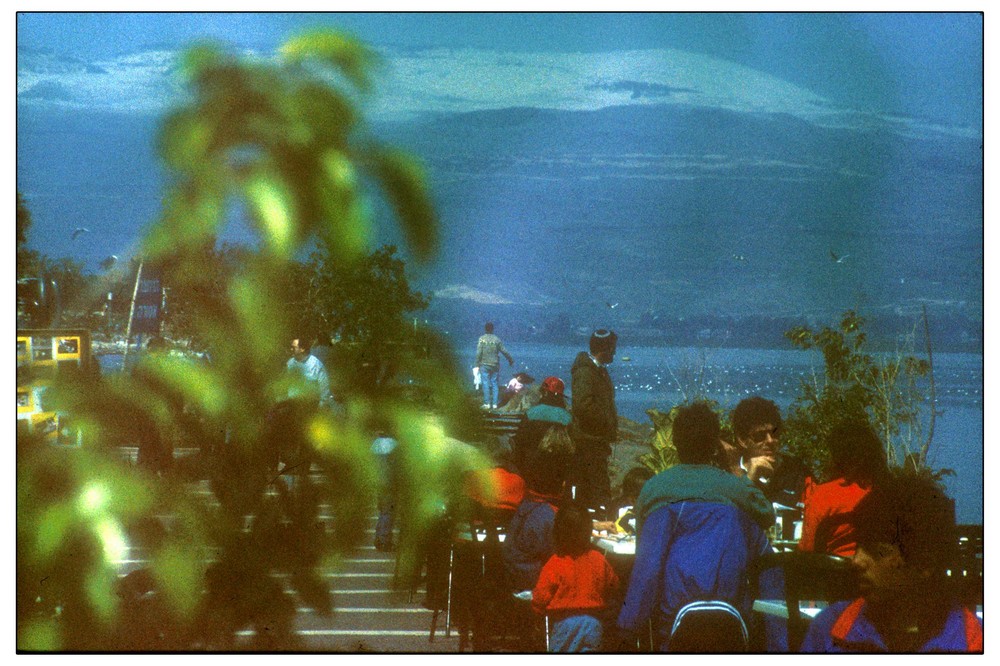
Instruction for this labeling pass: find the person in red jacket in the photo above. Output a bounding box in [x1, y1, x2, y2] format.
[799, 420, 889, 557]
[802, 474, 982, 653]
[531, 502, 620, 652]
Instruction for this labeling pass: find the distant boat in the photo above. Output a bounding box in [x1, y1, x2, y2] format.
[621, 356, 632, 362]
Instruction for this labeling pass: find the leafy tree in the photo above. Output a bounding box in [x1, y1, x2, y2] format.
[17, 190, 31, 246]
[782, 310, 938, 479]
[157, 244, 248, 346]
[17, 191, 44, 279]
[17, 191, 40, 278]
[18, 29, 484, 651]
[287, 244, 430, 395]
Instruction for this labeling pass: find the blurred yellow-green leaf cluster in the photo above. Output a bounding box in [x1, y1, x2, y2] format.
[18, 29, 484, 652]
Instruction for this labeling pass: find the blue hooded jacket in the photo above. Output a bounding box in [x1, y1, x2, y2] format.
[617, 464, 773, 649]
[801, 599, 983, 653]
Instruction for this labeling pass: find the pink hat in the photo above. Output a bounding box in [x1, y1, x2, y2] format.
[541, 376, 565, 396]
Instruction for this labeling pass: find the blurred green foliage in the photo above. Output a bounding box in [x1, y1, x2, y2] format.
[782, 310, 936, 479]
[18, 29, 485, 651]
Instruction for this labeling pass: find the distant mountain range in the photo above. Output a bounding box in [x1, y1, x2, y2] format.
[17, 45, 983, 336]
[380, 103, 982, 324]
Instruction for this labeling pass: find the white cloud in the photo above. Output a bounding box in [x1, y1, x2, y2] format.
[16, 44, 978, 140]
[433, 284, 514, 305]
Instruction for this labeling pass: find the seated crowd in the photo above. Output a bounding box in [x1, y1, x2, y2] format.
[452, 387, 981, 654]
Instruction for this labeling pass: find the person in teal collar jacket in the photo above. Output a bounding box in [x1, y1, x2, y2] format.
[618, 402, 774, 650]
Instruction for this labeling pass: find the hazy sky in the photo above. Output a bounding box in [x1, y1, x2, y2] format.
[13, 10, 985, 323]
[16, 11, 983, 129]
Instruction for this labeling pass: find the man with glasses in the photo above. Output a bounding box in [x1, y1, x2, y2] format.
[724, 396, 811, 508]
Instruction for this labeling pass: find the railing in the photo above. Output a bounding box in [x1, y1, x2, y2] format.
[482, 413, 523, 439]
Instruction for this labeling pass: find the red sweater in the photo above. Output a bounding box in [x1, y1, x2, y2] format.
[531, 548, 620, 619]
[798, 477, 872, 557]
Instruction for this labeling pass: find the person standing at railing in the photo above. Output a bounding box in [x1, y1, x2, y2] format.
[475, 322, 514, 410]
[569, 329, 619, 516]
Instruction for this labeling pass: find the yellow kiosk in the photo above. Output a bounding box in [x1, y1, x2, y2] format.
[16, 329, 91, 446]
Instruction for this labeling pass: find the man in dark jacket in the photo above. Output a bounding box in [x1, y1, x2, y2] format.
[569, 329, 618, 514]
[725, 396, 812, 508]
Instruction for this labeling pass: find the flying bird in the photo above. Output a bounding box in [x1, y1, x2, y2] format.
[829, 250, 850, 264]
[99, 255, 118, 271]
[71, 227, 90, 240]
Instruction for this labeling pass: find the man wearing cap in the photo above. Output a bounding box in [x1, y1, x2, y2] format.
[569, 329, 619, 514]
[475, 322, 515, 409]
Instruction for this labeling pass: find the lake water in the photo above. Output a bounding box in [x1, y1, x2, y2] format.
[98, 344, 983, 523]
[461, 343, 983, 525]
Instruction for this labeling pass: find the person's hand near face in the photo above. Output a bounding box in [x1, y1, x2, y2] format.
[740, 423, 779, 482]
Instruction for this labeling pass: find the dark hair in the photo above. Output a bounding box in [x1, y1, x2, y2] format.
[539, 391, 567, 409]
[620, 467, 654, 504]
[731, 396, 783, 441]
[672, 402, 721, 464]
[826, 420, 888, 485]
[589, 329, 618, 355]
[553, 502, 593, 557]
[852, 474, 956, 574]
[523, 448, 568, 496]
[485, 322, 494, 333]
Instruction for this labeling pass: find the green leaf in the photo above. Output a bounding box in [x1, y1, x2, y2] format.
[159, 111, 215, 173]
[280, 30, 377, 92]
[179, 42, 227, 82]
[18, 618, 61, 652]
[245, 171, 296, 257]
[35, 505, 73, 562]
[85, 569, 118, 624]
[153, 544, 202, 617]
[368, 148, 438, 263]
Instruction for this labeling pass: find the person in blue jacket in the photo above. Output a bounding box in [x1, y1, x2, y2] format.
[617, 401, 774, 650]
[801, 474, 982, 653]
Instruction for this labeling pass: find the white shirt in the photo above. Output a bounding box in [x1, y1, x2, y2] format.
[287, 354, 332, 406]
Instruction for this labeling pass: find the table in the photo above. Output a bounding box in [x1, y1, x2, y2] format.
[594, 535, 636, 556]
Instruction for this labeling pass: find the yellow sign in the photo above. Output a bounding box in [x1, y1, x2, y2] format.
[16, 329, 91, 448]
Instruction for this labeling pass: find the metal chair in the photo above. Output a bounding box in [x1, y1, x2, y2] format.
[668, 600, 749, 652]
[751, 551, 859, 652]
